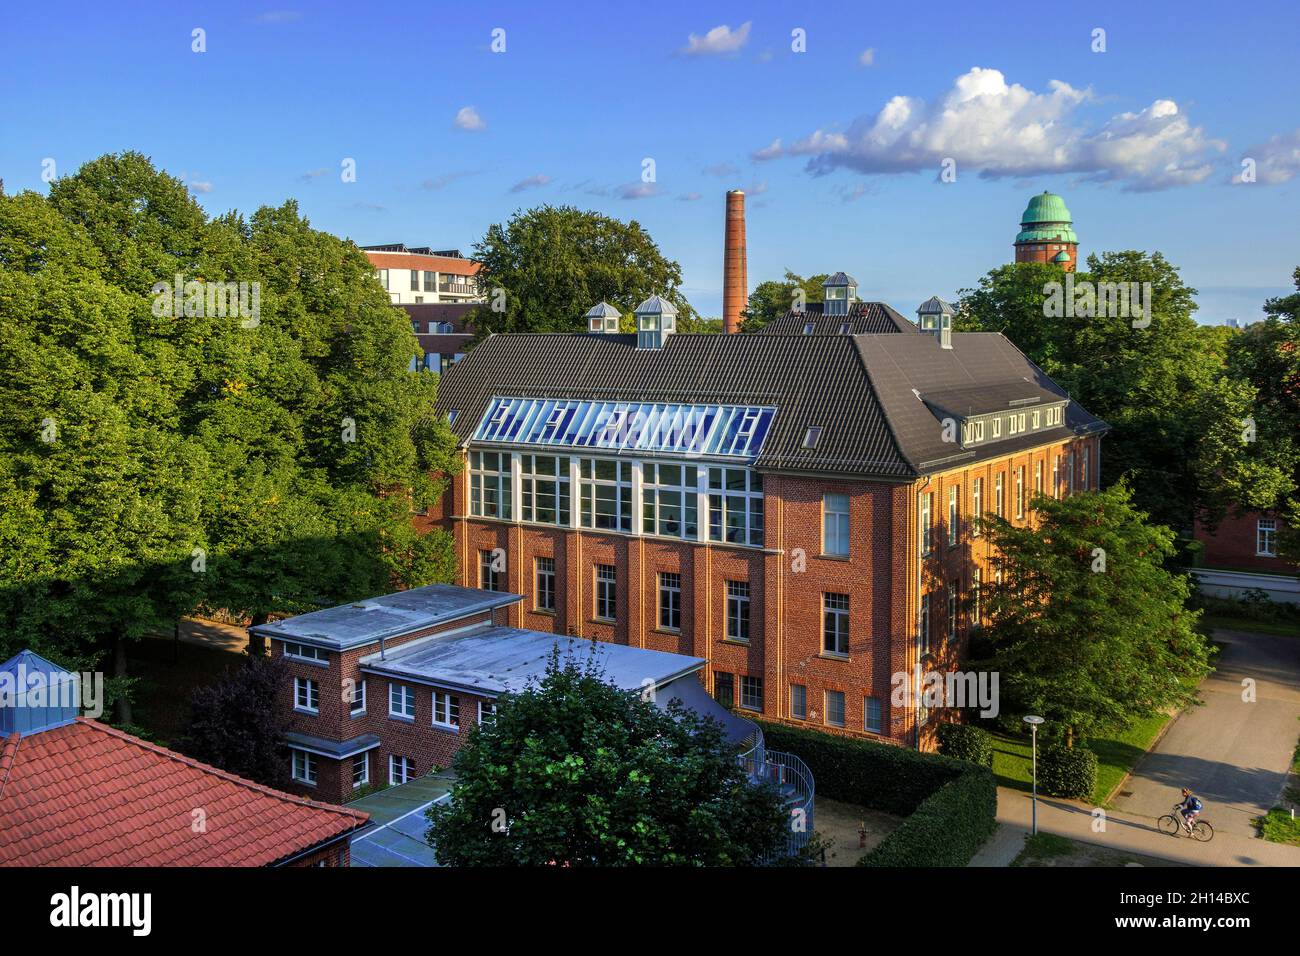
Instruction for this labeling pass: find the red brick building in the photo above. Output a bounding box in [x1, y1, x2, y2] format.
[1194, 509, 1294, 574]
[429, 284, 1107, 750]
[251, 586, 731, 806]
[0, 650, 368, 867]
[1013, 191, 1078, 271]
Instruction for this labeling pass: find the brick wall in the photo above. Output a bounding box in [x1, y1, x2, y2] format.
[1194, 509, 1295, 574]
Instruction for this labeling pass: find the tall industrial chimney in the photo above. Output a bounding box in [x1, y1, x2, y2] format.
[722, 189, 747, 334]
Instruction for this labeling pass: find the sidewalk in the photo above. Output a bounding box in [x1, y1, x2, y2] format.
[970, 786, 1300, 867]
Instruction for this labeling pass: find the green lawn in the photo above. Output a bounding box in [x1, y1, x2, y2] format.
[990, 708, 1175, 807]
[1199, 614, 1300, 638]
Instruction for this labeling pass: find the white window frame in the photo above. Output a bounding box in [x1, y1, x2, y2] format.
[972, 478, 983, 537]
[292, 750, 317, 785]
[283, 641, 326, 663]
[642, 461, 700, 541]
[534, 556, 556, 612]
[432, 691, 460, 730]
[468, 450, 513, 519]
[352, 753, 369, 789]
[594, 563, 617, 621]
[823, 592, 850, 656]
[389, 683, 415, 720]
[658, 571, 682, 631]
[825, 690, 846, 728]
[919, 492, 933, 556]
[1257, 518, 1278, 557]
[726, 580, 751, 643]
[823, 492, 851, 557]
[790, 684, 807, 721]
[389, 754, 413, 786]
[864, 696, 882, 734]
[294, 677, 319, 715]
[739, 675, 763, 712]
[350, 679, 367, 717]
[947, 486, 959, 546]
[478, 699, 497, 724]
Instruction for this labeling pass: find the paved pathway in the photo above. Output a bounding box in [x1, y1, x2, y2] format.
[973, 627, 1300, 867]
[1110, 628, 1300, 838]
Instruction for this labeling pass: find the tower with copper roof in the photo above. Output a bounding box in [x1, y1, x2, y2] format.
[1013, 191, 1078, 272]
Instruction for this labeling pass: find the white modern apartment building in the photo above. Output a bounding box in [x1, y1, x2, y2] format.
[362, 244, 483, 305]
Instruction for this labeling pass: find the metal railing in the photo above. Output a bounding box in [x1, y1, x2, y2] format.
[735, 722, 816, 862]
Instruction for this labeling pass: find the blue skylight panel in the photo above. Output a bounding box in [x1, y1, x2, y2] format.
[472, 397, 775, 459]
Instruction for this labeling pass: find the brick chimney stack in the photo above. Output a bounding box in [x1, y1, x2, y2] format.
[722, 189, 747, 334]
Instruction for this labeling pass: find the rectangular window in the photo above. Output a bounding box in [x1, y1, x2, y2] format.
[579, 458, 633, 532]
[479, 699, 496, 724]
[292, 750, 317, 785]
[1082, 448, 1091, 490]
[1053, 456, 1062, 497]
[948, 583, 958, 639]
[864, 696, 882, 734]
[350, 679, 366, 717]
[973, 567, 982, 626]
[468, 451, 512, 519]
[714, 672, 734, 709]
[423, 270, 435, 291]
[521, 454, 571, 526]
[726, 581, 751, 642]
[377, 269, 389, 290]
[948, 486, 959, 546]
[389, 683, 415, 720]
[919, 593, 931, 656]
[479, 549, 502, 592]
[1258, 518, 1278, 556]
[294, 677, 319, 714]
[410, 270, 419, 291]
[823, 592, 850, 656]
[995, 473, 1004, 518]
[919, 492, 933, 556]
[739, 675, 763, 712]
[972, 478, 983, 537]
[389, 755, 414, 786]
[825, 690, 846, 728]
[657, 571, 682, 631]
[594, 564, 617, 621]
[1015, 467, 1025, 520]
[790, 684, 807, 720]
[642, 462, 699, 540]
[1067, 451, 1076, 495]
[823, 492, 850, 556]
[283, 641, 326, 663]
[352, 753, 369, 789]
[1009, 415, 1020, 436]
[535, 556, 556, 612]
[432, 691, 460, 729]
[1035, 460, 1043, 498]
[707, 466, 764, 547]
[991, 416, 1001, 439]
[1031, 409, 1041, 430]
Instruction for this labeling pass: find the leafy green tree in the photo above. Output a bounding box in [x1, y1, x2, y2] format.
[0, 152, 459, 717]
[1225, 267, 1300, 561]
[179, 653, 291, 786]
[956, 254, 1291, 534]
[741, 271, 828, 332]
[975, 483, 1212, 744]
[427, 649, 789, 866]
[470, 205, 696, 334]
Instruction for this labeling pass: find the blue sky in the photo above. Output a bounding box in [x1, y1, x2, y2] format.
[2, 0, 1297, 323]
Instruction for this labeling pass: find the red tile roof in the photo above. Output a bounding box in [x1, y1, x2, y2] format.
[0, 719, 368, 867]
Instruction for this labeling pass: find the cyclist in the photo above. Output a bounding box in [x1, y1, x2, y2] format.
[1177, 788, 1203, 833]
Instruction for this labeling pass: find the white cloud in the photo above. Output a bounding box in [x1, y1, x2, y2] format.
[757, 67, 1226, 191]
[189, 181, 213, 194]
[751, 138, 784, 162]
[682, 22, 751, 56]
[454, 106, 486, 131]
[858, 48, 875, 67]
[677, 192, 703, 201]
[616, 182, 662, 200]
[509, 174, 552, 193]
[1234, 128, 1300, 184]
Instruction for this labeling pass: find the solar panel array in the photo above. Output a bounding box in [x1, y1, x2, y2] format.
[472, 396, 777, 459]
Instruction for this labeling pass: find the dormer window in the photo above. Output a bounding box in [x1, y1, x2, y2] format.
[803, 426, 823, 449]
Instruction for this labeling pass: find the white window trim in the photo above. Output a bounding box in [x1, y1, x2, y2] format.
[292, 749, 317, 785]
[352, 753, 369, 789]
[294, 677, 319, 715]
[350, 679, 367, 717]
[432, 690, 460, 731]
[389, 683, 415, 720]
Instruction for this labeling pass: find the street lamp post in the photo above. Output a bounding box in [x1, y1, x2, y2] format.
[1023, 715, 1045, 836]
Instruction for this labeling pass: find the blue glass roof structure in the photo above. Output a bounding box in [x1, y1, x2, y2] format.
[471, 397, 776, 459]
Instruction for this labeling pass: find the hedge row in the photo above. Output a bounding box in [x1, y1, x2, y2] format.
[758, 721, 997, 866]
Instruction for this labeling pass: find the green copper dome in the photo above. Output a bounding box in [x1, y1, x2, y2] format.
[1016, 191, 1077, 244]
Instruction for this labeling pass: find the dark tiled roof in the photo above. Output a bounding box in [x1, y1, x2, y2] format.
[757, 301, 916, 336]
[0, 719, 368, 866]
[434, 329, 1107, 480]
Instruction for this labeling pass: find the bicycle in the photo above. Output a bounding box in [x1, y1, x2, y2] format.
[1157, 805, 1214, 842]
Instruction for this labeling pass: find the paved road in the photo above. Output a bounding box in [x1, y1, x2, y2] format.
[1110, 628, 1300, 838]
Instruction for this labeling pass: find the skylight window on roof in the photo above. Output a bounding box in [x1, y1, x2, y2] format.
[839, 322, 851, 335]
[803, 322, 815, 335]
[447, 410, 459, 426]
[803, 426, 823, 449]
[472, 398, 776, 459]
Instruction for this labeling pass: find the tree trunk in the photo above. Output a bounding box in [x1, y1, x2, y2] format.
[114, 636, 133, 725]
[248, 611, 270, 657]
[1065, 725, 1074, 749]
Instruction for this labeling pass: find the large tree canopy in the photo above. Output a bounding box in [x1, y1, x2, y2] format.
[975, 483, 1212, 743]
[470, 205, 696, 334]
[0, 152, 458, 707]
[956, 253, 1292, 533]
[741, 271, 828, 332]
[426, 650, 789, 866]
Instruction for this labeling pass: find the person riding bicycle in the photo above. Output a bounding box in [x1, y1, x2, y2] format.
[1177, 788, 1203, 832]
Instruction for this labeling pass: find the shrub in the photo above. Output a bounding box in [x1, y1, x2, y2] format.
[757, 721, 997, 866]
[936, 722, 994, 767]
[1038, 744, 1097, 799]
